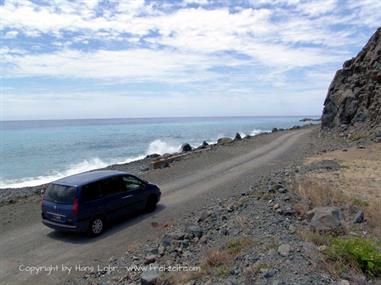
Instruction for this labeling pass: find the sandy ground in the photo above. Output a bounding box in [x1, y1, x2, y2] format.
[0, 127, 319, 285]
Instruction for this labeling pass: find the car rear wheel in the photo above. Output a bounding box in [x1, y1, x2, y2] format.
[145, 196, 157, 213]
[88, 217, 104, 236]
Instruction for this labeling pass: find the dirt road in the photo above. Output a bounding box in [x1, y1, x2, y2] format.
[0, 128, 314, 285]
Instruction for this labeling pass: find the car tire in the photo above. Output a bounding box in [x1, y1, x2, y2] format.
[145, 196, 157, 213]
[88, 217, 105, 237]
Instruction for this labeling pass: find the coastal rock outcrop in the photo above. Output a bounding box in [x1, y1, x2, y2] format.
[217, 137, 233, 145]
[321, 27, 381, 139]
[181, 143, 192, 152]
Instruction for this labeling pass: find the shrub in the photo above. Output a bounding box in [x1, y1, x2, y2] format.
[324, 237, 381, 277]
[225, 237, 254, 255]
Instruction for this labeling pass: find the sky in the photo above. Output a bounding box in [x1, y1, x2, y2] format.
[1, 0, 380, 120]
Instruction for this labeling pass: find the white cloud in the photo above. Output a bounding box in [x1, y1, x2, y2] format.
[3, 30, 18, 38]
[1, 0, 380, 119]
[3, 48, 246, 82]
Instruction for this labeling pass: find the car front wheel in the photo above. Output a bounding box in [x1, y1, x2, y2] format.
[145, 196, 157, 213]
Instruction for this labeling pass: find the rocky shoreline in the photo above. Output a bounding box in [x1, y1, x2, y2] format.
[0, 123, 318, 206]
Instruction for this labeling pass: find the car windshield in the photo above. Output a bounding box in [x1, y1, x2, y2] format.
[44, 184, 76, 203]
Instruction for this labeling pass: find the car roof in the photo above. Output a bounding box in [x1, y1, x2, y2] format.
[53, 170, 129, 187]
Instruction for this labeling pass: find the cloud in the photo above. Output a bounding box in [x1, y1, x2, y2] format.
[1, 0, 380, 119]
[3, 48, 246, 82]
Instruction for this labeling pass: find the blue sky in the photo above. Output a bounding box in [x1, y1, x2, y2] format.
[1, 0, 380, 120]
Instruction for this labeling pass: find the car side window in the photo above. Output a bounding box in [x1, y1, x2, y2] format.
[81, 182, 102, 202]
[100, 176, 125, 196]
[122, 175, 143, 192]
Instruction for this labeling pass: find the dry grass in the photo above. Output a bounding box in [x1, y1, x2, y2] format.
[234, 214, 250, 229]
[298, 229, 330, 246]
[244, 262, 271, 281]
[291, 143, 381, 237]
[224, 236, 255, 255]
[303, 143, 381, 202]
[163, 270, 205, 285]
[292, 176, 347, 208]
[201, 249, 232, 268]
[365, 201, 381, 237]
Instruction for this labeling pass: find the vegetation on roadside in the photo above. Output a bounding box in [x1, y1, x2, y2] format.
[324, 237, 381, 277]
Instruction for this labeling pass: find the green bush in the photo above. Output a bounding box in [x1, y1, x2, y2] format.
[325, 237, 381, 277]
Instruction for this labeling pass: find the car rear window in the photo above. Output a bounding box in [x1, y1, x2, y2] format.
[44, 184, 76, 203]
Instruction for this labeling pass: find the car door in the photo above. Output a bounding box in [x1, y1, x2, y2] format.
[79, 181, 104, 221]
[99, 176, 129, 219]
[120, 175, 147, 213]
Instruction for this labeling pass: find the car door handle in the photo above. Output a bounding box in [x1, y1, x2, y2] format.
[122, 194, 133, 199]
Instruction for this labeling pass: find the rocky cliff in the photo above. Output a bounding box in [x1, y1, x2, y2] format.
[321, 27, 381, 140]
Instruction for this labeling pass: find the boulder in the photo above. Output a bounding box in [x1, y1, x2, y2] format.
[141, 268, 160, 285]
[277, 244, 291, 257]
[353, 211, 365, 224]
[144, 254, 157, 265]
[308, 207, 343, 233]
[234, 133, 242, 140]
[217, 137, 233, 145]
[201, 140, 209, 147]
[185, 224, 203, 238]
[272, 128, 278, 132]
[145, 153, 160, 159]
[181, 143, 192, 152]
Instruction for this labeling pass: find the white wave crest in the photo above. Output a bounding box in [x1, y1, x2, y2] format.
[250, 129, 268, 136]
[146, 139, 180, 155]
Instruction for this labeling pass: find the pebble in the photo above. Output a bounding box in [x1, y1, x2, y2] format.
[278, 244, 292, 257]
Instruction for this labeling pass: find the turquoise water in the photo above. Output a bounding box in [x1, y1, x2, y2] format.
[0, 117, 319, 188]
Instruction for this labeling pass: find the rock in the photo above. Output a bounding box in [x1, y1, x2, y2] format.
[141, 268, 160, 285]
[158, 245, 165, 256]
[279, 206, 295, 216]
[202, 140, 209, 146]
[305, 160, 341, 172]
[145, 153, 160, 159]
[337, 280, 350, 285]
[302, 242, 318, 258]
[151, 160, 170, 169]
[199, 235, 208, 244]
[308, 207, 343, 233]
[197, 210, 211, 222]
[262, 268, 276, 278]
[272, 128, 278, 132]
[217, 137, 233, 145]
[181, 143, 192, 152]
[234, 133, 242, 140]
[278, 244, 291, 257]
[224, 278, 239, 285]
[144, 254, 156, 265]
[321, 28, 381, 137]
[185, 224, 203, 238]
[272, 203, 280, 210]
[353, 211, 365, 223]
[277, 187, 287, 193]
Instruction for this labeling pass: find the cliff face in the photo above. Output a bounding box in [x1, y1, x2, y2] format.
[321, 28, 381, 139]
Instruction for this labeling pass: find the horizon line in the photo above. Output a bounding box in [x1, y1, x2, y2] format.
[0, 115, 322, 122]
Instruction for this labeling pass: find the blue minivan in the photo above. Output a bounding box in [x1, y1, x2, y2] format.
[41, 170, 161, 236]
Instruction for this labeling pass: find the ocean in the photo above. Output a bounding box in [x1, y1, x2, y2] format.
[0, 116, 319, 188]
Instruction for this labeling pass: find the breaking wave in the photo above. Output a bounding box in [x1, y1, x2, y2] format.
[1, 131, 268, 189]
[146, 139, 181, 155]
